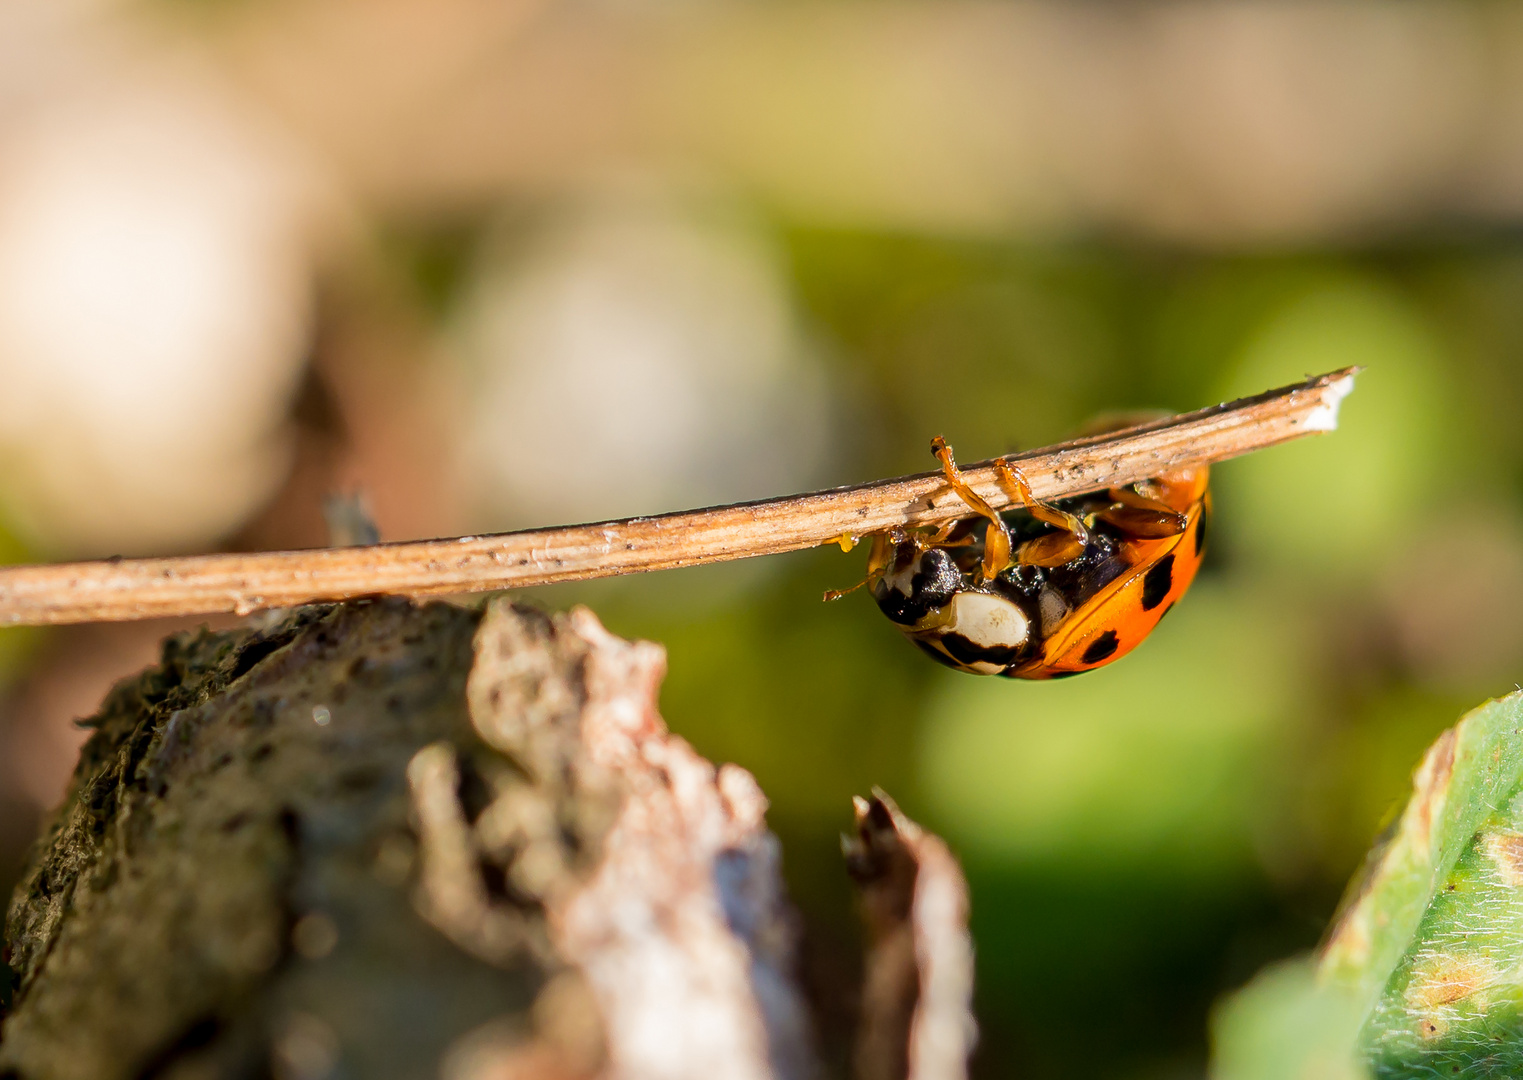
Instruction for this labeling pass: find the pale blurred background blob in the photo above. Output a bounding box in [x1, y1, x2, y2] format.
[453, 187, 833, 529]
[0, 64, 318, 557]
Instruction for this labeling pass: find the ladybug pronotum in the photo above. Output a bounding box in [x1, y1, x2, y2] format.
[835, 434, 1210, 679]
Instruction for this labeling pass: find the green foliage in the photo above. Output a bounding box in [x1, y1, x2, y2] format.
[1213, 692, 1523, 1080]
[1213, 957, 1366, 1080]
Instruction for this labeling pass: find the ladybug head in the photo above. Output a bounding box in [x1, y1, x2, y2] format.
[870, 542, 962, 626]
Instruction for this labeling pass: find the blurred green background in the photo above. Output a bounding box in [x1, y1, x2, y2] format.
[2, 1, 1523, 1076]
[560, 242, 1523, 1078]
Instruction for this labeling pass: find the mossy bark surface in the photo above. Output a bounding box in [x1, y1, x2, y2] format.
[0, 598, 561, 1080]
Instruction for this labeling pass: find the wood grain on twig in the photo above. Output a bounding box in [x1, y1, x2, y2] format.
[0, 369, 1358, 626]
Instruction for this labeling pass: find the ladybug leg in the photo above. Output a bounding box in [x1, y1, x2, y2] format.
[1106, 485, 1173, 511]
[1093, 487, 1186, 539]
[1092, 505, 1187, 539]
[994, 460, 1090, 539]
[1017, 531, 1089, 568]
[925, 517, 981, 547]
[930, 436, 1013, 579]
[824, 530, 899, 601]
[992, 459, 1091, 568]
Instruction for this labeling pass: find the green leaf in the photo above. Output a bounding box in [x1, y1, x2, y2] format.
[1213, 690, 1523, 1080]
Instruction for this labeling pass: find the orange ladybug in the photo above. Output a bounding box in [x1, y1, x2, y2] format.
[838, 434, 1209, 678]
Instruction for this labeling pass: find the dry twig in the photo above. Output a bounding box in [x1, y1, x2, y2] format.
[0, 369, 1357, 626]
[847, 790, 975, 1080]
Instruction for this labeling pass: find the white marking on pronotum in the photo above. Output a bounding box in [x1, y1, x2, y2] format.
[1302, 372, 1357, 432]
[881, 557, 917, 598]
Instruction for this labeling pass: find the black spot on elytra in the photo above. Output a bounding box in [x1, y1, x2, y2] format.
[1141, 553, 1175, 611]
[1081, 630, 1120, 665]
[1049, 670, 1081, 679]
[1194, 507, 1208, 557]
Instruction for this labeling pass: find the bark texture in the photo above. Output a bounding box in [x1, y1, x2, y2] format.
[0, 598, 813, 1080]
[0, 597, 969, 1080]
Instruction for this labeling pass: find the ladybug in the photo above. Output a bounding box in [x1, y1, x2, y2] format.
[831, 433, 1210, 678]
